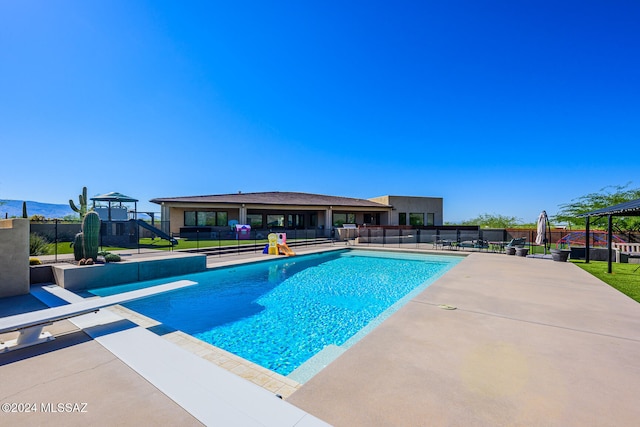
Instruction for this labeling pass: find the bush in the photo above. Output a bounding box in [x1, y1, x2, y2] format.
[30, 233, 50, 256]
[104, 253, 122, 263]
[29, 257, 42, 265]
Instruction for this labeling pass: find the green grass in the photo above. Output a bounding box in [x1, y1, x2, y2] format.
[137, 237, 270, 251]
[46, 242, 130, 254]
[528, 245, 554, 255]
[571, 260, 640, 303]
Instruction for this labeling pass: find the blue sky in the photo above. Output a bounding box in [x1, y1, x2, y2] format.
[1, 1, 638, 223]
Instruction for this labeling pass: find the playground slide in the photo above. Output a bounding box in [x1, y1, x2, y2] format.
[277, 243, 296, 256]
[134, 219, 179, 245]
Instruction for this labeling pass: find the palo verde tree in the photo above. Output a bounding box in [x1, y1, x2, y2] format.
[69, 186, 89, 218]
[450, 213, 524, 228]
[553, 183, 640, 232]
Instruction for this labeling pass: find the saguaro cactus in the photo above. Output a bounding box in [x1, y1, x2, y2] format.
[69, 187, 88, 218]
[72, 232, 84, 261]
[82, 211, 100, 260]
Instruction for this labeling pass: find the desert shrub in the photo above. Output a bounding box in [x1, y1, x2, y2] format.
[104, 253, 122, 263]
[30, 233, 50, 256]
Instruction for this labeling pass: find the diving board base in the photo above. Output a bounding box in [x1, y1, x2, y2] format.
[0, 280, 196, 353]
[1, 328, 54, 352]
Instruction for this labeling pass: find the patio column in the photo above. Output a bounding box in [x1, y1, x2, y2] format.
[585, 216, 590, 263]
[325, 207, 333, 237]
[239, 204, 247, 225]
[607, 214, 613, 274]
[160, 203, 170, 234]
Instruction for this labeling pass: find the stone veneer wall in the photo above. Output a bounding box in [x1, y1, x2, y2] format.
[0, 219, 30, 297]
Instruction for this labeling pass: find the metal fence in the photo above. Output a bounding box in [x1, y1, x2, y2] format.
[345, 227, 640, 250]
[173, 228, 331, 257]
[28, 220, 334, 261]
[27, 220, 640, 261]
[352, 227, 507, 249]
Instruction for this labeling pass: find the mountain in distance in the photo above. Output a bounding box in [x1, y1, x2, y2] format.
[0, 200, 76, 219]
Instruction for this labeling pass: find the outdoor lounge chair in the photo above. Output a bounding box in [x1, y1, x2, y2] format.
[504, 237, 526, 255]
[458, 239, 489, 250]
[505, 237, 526, 248]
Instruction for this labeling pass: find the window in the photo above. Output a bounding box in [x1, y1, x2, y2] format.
[333, 213, 355, 227]
[184, 211, 228, 226]
[399, 213, 407, 226]
[267, 214, 285, 227]
[247, 214, 263, 228]
[198, 212, 215, 226]
[409, 213, 424, 226]
[426, 213, 435, 226]
[287, 214, 305, 228]
[184, 211, 196, 226]
[216, 211, 228, 226]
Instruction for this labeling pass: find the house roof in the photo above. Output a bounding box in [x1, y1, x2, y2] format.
[577, 198, 640, 217]
[150, 192, 390, 208]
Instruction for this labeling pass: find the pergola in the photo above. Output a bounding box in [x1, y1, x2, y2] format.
[90, 192, 139, 221]
[578, 198, 640, 273]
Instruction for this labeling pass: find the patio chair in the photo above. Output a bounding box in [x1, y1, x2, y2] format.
[505, 237, 526, 248]
[504, 237, 526, 255]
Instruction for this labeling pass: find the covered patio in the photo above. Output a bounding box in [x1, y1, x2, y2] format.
[579, 198, 640, 273]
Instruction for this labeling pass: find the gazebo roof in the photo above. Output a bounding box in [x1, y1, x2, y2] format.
[577, 198, 640, 217]
[90, 192, 139, 203]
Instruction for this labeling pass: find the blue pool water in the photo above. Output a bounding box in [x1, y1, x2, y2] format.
[90, 250, 461, 377]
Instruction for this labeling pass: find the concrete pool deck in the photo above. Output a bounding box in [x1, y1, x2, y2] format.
[288, 250, 640, 426]
[2, 247, 640, 425]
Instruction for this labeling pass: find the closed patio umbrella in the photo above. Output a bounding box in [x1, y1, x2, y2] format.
[535, 210, 549, 254]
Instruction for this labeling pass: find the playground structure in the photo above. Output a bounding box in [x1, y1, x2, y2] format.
[91, 192, 176, 247]
[264, 232, 296, 256]
[556, 230, 625, 248]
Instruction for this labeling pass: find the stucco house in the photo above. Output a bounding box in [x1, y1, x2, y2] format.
[150, 192, 442, 238]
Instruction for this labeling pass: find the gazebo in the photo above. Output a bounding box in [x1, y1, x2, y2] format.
[578, 198, 640, 273]
[90, 192, 138, 221]
[90, 192, 139, 247]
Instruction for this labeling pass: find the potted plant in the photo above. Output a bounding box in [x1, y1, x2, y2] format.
[551, 247, 571, 262]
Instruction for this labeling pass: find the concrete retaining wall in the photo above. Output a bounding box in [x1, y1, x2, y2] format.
[51, 253, 207, 291]
[30, 264, 54, 284]
[0, 219, 30, 297]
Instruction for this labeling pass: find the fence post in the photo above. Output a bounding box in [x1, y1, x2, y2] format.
[54, 219, 58, 263]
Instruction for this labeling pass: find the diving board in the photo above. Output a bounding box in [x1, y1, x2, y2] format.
[0, 280, 196, 352]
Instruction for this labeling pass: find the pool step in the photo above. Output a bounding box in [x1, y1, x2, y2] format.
[288, 344, 346, 384]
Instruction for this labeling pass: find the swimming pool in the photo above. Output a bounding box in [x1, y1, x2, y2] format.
[90, 249, 461, 380]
